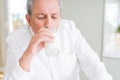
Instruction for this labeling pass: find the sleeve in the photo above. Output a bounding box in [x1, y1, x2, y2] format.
[76, 37, 113, 80]
[3, 40, 31, 80]
[70, 21, 113, 80]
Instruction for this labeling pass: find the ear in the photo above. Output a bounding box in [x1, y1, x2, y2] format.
[26, 14, 32, 27]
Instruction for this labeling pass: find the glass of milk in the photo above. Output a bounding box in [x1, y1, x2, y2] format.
[44, 27, 60, 56]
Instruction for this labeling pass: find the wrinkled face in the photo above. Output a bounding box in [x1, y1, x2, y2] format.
[26, 0, 61, 33]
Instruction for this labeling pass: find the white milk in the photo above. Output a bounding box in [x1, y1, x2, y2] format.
[45, 31, 60, 56]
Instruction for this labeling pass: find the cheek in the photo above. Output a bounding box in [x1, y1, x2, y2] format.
[32, 19, 44, 31]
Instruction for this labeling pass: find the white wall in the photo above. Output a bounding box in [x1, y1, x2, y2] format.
[62, 0, 104, 80]
[62, 0, 104, 56]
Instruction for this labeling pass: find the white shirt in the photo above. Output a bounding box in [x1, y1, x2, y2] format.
[3, 19, 112, 80]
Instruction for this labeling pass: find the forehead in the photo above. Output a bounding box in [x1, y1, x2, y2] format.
[32, 0, 60, 10]
[34, 0, 58, 3]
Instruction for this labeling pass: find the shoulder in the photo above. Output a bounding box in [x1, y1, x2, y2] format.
[59, 19, 83, 43]
[60, 19, 76, 28]
[7, 26, 31, 45]
[60, 19, 80, 35]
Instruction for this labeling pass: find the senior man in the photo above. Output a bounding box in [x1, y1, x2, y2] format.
[3, 0, 113, 80]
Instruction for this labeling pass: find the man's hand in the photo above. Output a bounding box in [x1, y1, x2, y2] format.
[19, 28, 54, 72]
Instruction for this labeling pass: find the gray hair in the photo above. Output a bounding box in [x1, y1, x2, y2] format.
[26, 0, 62, 16]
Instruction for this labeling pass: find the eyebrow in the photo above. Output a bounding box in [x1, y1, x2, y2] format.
[36, 13, 60, 16]
[36, 13, 45, 16]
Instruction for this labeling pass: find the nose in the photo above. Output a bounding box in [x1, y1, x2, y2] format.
[44, 17, 52, 29]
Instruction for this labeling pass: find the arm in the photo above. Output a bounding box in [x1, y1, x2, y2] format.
[19, 28, 54, 72]
[3, 43, 31, 80]
[76, 37, 113, 80]
[3, 28, 54, 80]
[69, 20, 113, 80]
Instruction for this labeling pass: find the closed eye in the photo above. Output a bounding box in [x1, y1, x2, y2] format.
[37, 16, 45, 19]
[37, 14, 46, 19]
[52, 15, 60, 19]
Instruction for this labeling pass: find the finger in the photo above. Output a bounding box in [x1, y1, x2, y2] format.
[39, 31, 54, 39]
[35, 28, 54, 39]
[37, 28, 54, 38]
[36, 36, 54, 44]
